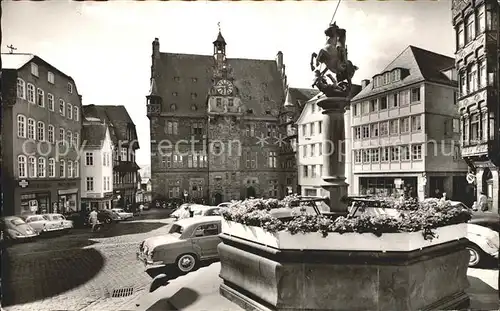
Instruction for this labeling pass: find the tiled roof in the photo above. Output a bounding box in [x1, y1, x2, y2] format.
[81, 123, 107, 148]
[1, 53, 34, 70]
[352, 46, 456, 102]
[156, 52, 284, 117]
[82, 105, 139, 149]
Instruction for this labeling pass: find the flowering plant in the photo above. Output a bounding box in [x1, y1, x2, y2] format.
[221, 195, 472, 240]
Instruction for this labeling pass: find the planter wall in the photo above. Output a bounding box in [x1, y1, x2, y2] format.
[222, 220, 467, 252]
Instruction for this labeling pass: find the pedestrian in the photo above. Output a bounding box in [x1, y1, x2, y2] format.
[478, 192, 488, 211]
[434, 188, 441, 199]
[139, 203, 144, 216]
[178, 205, 191, 219]
[89, 208, 98, 232]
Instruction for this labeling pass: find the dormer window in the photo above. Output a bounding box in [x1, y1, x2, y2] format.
[31, 63, 39, 77]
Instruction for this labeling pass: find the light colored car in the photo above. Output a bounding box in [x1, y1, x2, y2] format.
[0, 216, 38, 242]
[466, 223, 498, 267]
[171, 204, 214, 219]
[217, 202, 232, 208]
[192, 206, 221, 217]
[21, 214, 64, 234]
[111, 208, 133, 220]
[137, 216, 222, 273]
[44, 214, 74, 232]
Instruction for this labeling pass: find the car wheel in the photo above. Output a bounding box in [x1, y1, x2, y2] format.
[466, 244, 483, 267]
[176, 253, 197, 273]
[105, 218, 112, 224]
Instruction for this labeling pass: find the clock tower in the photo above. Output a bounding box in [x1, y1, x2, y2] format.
[207, 29, 245, 204]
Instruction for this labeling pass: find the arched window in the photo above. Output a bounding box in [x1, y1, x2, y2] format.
[18, 155, 27, 178]
[74, 106, 79, 121]
[48, 125, 55, 143]
[68, 161, 73, 178]
[28, 156, 37, 178]
[74, 160, 79, 177]
[37, 88, 44, 107]
[27, 83, 35, 103]
[67, 131, 72, 148]
[37, 121, 45, 141]
[59, 159, 66, 178]
[67, 103, 73, 119]
[48, 158, 55, 177]
[38, 157, 46, 178]
[17, 78, 26, 99]
[59, 99, 65, 116]
[17, 114, 26, 138]
[27, 118, 35, 140]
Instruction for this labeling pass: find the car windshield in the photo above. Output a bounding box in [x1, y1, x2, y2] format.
[42, 215, 50, 221]
[206, 208, 221, 216]
[115, 209, 124, 213]
[169, 224, 184, 235]
[52, 215, 63, 220]
[10, 218, 25, 226]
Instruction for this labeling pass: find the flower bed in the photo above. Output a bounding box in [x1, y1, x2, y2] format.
[220, 196, 472, 244]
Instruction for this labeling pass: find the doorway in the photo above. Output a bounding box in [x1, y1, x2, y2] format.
[214, 192, 223, 205]
[246, 187, 256, 198]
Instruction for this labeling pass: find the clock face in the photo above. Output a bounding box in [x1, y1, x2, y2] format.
[216, 79, 234, 96]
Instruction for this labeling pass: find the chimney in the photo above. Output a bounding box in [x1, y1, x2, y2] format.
[152, 38, 160, 59]
[361, 79, 370, 89]
[276, 51, 283, 71]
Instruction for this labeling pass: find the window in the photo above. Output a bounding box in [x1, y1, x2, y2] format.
[310, 144, 315, 157]
[302, 124, 308, 137]
[399, 90, 409, 106]
[371, 148, 380, 162]
[460, 72, 467, 96]
[48, 158, 55, 177]
[379, 122, 388, 136]
[318, 142, 323, 155]
[353, 104, 358, 116]
[86, 152, 94, 166]
[74, 106, 79, 121]
[411, 115, 422, 132]
[470, 113, 480, 142]
[400, 117, 410, 133]
[370, 123, 379, 137]
[362, 150, 370, 163]
[37, 121, 45, 141]
[59, 99, 65, 116]
[59, 160, 66, 177]
[381, 147, 389, 162]
[68, 161, 73, 178]
[477, 6, 486, 33]
[362, 125, 370, 139]
[453, 119, 460, 133]
[468, 65, 477, 93]
[37, 157, 46, 177]
[309, 123, 314, 136]
[389, 120, 399, 135]
[68, 82, 73, 94]
[302, 145, 307, 158]
[457, 24, 464, 48]
[17, 78, 26, 99]
[370, 99, 378, 112]
[482, 111, 488, 142]
[27, 118, 35, 139]
[59, 128, 65, 144]
[390, 93, 398, 108]
[46, 93, 54, 111]
[27, 84, 35, 103]
[86, 177, 94, 191]
[18, 155, 27, 178]
[355, 127, 361, 140]
[362, 101, 369, 114]
[268, 151, 277, 168]
[73, 133, 79, 148]
[465, 14, 475, 43]
[37, 88, 44, 107]
[28, 156, 36, 178]
[318, 121, 323, 134]
[67, 103, 73, 119]
[479, 60, 486, 88]
[17, 115, 26, 138]
[410, 87, 420, 102]
[303, 165, 308, 177]
[31, 63, 39, 76]
[66, 131, 72, 148]
[391, 147, 400, 161]
[74, 161, 79, 177]
[166, 154, 172, 168]
[401, 145, 411, 161]
[486, 5, 496, 31]
[216, 98, 222, 107]
[380, 97, 388, 110]
[354, 150, 362, 163]
[47, 71, 55, 84]
[311, 165, 317, 178]
[267, 124, 277, 137]
[412, 145, 422, 160]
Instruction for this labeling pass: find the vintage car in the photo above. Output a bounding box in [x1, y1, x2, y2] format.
[192, 206, 221, 217]
[0, 216, 38, 242]
[137, 216, 222, 273]
[111, 208, 133, 220]
[21, 214, 65, 234]
[43, 213, 74, 232]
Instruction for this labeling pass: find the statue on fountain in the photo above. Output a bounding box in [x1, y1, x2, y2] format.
[310, 22, 358, 98]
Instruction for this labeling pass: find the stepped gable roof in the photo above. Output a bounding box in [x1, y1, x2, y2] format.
[81, 123, 107, 148]
[352, 45, 456, 102]
[156, 52, 285, 117]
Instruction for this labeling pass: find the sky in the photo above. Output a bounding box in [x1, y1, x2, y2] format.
[3, 0, 455, 167]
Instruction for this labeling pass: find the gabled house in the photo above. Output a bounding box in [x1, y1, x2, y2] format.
[80, 117, 114, 210]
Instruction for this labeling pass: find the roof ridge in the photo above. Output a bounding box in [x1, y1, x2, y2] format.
[408, 45, 454, 60]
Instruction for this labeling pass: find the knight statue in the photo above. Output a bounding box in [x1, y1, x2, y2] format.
[310, 22, 358, 97]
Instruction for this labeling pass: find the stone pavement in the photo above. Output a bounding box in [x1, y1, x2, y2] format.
[2, 210, 174, 311]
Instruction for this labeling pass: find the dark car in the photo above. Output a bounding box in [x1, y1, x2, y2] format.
[0, 216, 38, 243]
[98, 210, 122, 224]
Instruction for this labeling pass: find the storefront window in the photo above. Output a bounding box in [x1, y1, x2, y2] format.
[20, 193, 50, 215]
[58, 193, 78, 214]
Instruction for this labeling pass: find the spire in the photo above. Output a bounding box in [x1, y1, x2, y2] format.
[213, 22, 227, 56]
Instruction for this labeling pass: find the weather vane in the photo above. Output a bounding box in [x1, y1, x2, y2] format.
[217, 22, 221, 32]
[7, 44, 17, 54]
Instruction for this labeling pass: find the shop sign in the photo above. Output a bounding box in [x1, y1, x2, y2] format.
[19, 180, 29, 188]
[58, 188, 78, 195]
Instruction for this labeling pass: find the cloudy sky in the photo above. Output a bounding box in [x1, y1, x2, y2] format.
[3, 0, 454, 166]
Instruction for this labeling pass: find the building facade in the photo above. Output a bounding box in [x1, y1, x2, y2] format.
[82, 105, 140, 208]
[452, 0, 499, 213]
[80, 118, 114, 210]
[349, 46, 471, 203]
[147, 33, 287, 205]
[136, 178, 152, 203]
[2, 53, 82, 216]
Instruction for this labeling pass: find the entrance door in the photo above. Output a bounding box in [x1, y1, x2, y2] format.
[214, 193, 223, 205]
[246, 187, 256, 198]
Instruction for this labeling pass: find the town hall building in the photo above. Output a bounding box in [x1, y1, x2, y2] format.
[147, 31, 289, 205]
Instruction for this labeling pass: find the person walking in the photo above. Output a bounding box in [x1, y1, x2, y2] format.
[89, 208, 98, 232]
[139, 203, 144, 216]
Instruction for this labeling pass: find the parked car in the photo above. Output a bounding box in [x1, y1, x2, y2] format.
[192, 206, 221, 217]
[98, 210, 122, 224]
[21, 214, 65, 234]
[43, 214, 74, 232]
[137, 216, 222, 273]
[111, 208, 134, 220]
[0, 216, 38, 243]
[170, 203, 194, 219]
[217, 202, 232, 208]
